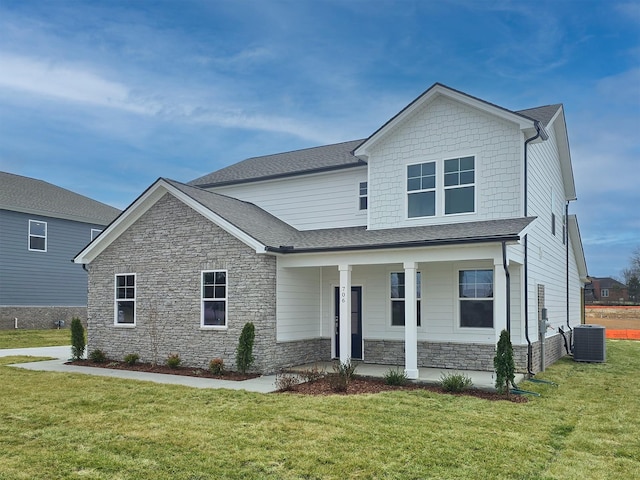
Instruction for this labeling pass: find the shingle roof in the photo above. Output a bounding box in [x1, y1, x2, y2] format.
[169, 179, 534, 253]
[0, 171, 121, 225]
[516, 104, 562, 127]
[189, 139, 366, 187]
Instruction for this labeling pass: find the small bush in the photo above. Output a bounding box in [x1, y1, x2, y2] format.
[329, 359, 357, 393]
[275, 372, 301, 391]
[236, 322, 255, 374]
[439, 372, 473, 392]
[494, 329, 515, 396]
[384, 368, 408, 386]
[70, 317, 85, 361]
[89, 349, 106, 363]
[166, 353, 181, 369]
[124, 353, 140, 366]
[299, 364, 325, 383]
[209, 358, 225, 375]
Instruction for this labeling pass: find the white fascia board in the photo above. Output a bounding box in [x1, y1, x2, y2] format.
[568, 215, 588, 283]
[74, 180, 267, 264]
[354, 84, 536, 157]
[550, 108, 577, 202]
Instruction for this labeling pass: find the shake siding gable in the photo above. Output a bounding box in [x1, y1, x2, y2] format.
[367, 95, 522, 230]
[87, 193, 277, 371]
[209, 167, 368, 230]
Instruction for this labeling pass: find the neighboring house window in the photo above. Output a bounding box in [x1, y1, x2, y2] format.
[28, 220, 47, 251]
[407, 161, 436, 217]
[359, 182, 368, 210]
[459, 269, 493, 328]
[202, 270, 227, 327]
[115, 274, 136, 325]
[390, 272, 421, 326]
[601, 289, 609, 298]
[444, 156, 475, 215]
[91, 229, 102, 241]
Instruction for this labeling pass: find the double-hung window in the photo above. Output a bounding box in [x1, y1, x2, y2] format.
[28, 220, 47, 251]
[444, 156, 475, 214]
[202, 270, 227, 327]
[407, 162, 436, 217]
[601, 289, 609, 298]
[115, 274, 136, 325]
[459, 269, 493, 328]
[390, 272, 421, 326]
[359, 182, 368, 210]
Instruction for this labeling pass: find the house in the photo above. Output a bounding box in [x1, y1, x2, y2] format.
[74, 83, 588, 376]
[585, 277, 628, 304]
[0, 172, 120, 329]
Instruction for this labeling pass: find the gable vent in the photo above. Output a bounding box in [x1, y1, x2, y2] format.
[573, 325, 606, 363]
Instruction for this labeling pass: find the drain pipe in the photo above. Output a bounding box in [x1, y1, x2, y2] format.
[565, 202, 573, 352]
[523, 124, 542, 376]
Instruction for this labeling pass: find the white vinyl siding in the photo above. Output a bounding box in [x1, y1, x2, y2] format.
[276, 266, 322, 341]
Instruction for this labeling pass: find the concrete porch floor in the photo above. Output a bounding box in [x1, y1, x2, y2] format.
[289, 361, 526, 391]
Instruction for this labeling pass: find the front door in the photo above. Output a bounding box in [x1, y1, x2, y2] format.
[334, 286, 363, 360]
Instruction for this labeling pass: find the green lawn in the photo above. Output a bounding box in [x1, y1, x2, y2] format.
[1, 341, 639, 479]
[0, 328, 70, 349]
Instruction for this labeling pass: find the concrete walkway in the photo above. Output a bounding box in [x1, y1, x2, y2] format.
[1, 346, 278, 393]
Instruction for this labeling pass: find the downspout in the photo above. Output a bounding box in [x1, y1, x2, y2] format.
[502, 241, 511, 333]
[523, 123, 542, 376]
[564, 201, 573, 353]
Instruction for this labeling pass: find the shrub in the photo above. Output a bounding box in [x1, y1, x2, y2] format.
[299, 364, 325, 383]
[209, 358, 225, 375]
[124, 353, 140, 366]
[275, 372, 301, 391]
[329, 359, 357, 393]
[439, 372, 473, 392]
[236, 322, 255, 374]
[70, 317, 85, 361]
[88, 349, 106, 363]
[494, 329, 515, 396]
[166, 353, 181, 369]
[384, 368, 408, 386]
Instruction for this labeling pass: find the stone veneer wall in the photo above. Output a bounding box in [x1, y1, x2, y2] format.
[87, 194, 278, 372]
[274, 338, 331, 371]
[0, 306, 86, 330]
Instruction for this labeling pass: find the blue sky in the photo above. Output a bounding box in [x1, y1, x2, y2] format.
[0, 0, 638, 277]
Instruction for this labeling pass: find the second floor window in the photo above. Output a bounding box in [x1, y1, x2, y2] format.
[28, 220, 47, 251]
[407, 161, 436, 217]
[359, 182, 368, 210]
[444, 156, 475, 214]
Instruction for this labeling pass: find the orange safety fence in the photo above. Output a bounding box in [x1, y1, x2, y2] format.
[606, 329, 640, 340]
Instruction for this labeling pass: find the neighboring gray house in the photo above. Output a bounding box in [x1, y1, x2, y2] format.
[75, 83, 588, 376]
[1, 171, 120, 329]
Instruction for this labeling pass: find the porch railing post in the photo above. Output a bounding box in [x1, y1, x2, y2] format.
[338, 264, 352, 364]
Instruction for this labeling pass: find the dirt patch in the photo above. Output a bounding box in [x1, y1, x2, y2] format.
[277, 375, 527, 402]
[585, 305, 640, 330]
[67, 359, 259, 381]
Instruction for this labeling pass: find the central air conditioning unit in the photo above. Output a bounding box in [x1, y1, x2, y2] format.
[573, 325, 606, 363]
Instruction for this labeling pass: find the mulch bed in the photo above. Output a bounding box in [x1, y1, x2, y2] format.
[281, 375, 528, 402]
[66, 359, 259, 381]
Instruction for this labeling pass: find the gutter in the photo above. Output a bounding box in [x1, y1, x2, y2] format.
[264, 234, 522, 254]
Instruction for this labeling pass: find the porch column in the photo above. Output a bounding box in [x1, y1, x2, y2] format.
[404, 262, 419, 379]
[338, 264, 352, 364]
[494, 258, 508, 342]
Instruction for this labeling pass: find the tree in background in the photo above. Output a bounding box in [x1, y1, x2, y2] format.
[622, 246, 640, 304]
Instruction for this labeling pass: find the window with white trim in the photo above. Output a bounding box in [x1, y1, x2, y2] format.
[28, 220, 47, 251]
[459, 269, 493, 328]
[390, 272, 421, 326]
[202, 270, 227, 327]
[115, 274, 136, 325]
[601, 289, 609, 298]
[407, 162, 436, 217]
[444, 156, 475, 214]
[359, 182, 368, 210]
[91, 229, 102, 241]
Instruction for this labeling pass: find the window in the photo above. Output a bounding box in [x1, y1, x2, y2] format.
[115, 274, 136, 325]
[601, 289, 609, 298]
[202, 270, 227, 327]
[459, 269, 493, 328]
[444, 156, 475, 214]
[28, 220, 47, 251]
[91, 229, 102, 241]
[390, 272, 421, 326]
[359, 182, 368, 210]
[407, 162, 436, 217]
